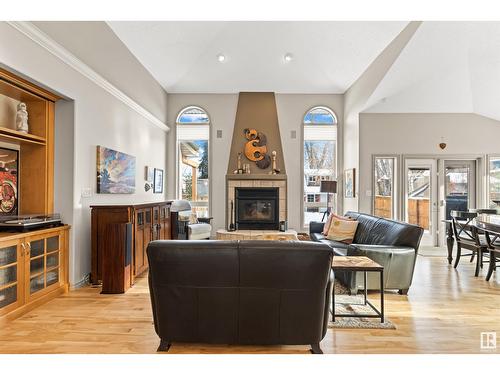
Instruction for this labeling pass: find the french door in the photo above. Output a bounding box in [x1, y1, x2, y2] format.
[404, 159, 438, 246]
[438, 159, 477, 246]
[441, 160, 476, 219]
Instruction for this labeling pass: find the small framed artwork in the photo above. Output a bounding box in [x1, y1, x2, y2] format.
[344, 168, 356, 198]
[0, 147, 19, 216]
[145, 166, 154, 182]
[153, 168, 164, 193]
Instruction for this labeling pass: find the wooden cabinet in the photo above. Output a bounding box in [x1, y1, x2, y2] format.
[0, 239, 23, 315]
[134, 208, 151, 277]
[0, 67, 59, 215]
[0, 226, 70, 319]
[0, 67, 70, 321]
[90, 201, 172, 286]
[158, 204, 171, 240]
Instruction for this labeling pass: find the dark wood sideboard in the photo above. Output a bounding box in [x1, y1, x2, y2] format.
[90, 201, 172, 287]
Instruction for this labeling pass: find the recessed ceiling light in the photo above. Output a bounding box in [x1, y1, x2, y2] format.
[284, 53, 293, 62]
[217, 54, 226, 63]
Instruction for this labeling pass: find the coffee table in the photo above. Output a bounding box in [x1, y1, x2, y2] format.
[215, 229, 298, 241]
[331, 256, 385, 323]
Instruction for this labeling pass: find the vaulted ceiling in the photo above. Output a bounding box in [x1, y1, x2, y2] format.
[108, 21, 408, 94]
[364, 22, 500, 122]
[109, 21, 500, 122]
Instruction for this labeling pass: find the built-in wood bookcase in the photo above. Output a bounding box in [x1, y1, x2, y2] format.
[0, 68, 70, 322]
[0, 67, 59, 215]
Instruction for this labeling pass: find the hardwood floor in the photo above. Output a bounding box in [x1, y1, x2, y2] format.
[0, 251, 499, 354]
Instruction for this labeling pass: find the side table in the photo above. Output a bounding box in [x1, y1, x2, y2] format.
[331, 256, 385, 323]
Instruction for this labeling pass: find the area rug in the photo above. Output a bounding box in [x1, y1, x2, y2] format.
[297, 233, 311, 241]
[328, 280, 396, 329]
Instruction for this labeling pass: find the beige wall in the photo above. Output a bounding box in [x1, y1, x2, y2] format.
[0, 22, 168, 286]
[358, 112, 500, 214]
[167, 93, 343, 232]
[33, 21, 168, 123]
[227, 92, 285, 175]
[343, 22, 421, 213]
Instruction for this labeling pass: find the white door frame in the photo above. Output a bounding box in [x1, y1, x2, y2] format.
[400, 154, 484, 247]
[404, 158, 438, 247]
[438, 158, 478, 247]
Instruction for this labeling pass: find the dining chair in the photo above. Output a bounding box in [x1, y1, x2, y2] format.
[450, 210, 488, 276]
[484, 230, 500, 281]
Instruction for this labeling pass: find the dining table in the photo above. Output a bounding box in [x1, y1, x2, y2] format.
[475, 213, 500, 235]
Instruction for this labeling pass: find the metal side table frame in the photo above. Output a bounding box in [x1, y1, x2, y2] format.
[331, 256, 385, 323]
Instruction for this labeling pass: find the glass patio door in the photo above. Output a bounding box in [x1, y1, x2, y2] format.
[437, 159, 477, 247]
[442, 160, 476, 219]
[404, 159, 438, 246]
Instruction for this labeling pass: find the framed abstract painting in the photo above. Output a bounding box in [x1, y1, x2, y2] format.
[96, 146, 136, 194]
[344, 168, 356, 198]
[0, 147, 19, 215]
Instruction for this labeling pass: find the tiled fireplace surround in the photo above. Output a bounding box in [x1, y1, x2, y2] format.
[226, 175, 287, 228]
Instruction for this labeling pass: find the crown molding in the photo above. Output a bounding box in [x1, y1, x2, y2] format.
[7, 21, 169, 132]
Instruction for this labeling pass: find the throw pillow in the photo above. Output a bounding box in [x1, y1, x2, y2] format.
[322, 214, 334, 235]
[322, 213, 353, 235]
[326, 218, 359, 244]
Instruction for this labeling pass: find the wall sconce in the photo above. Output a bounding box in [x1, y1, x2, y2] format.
[439, 137, 447, 150]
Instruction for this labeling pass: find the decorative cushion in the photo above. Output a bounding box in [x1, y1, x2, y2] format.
[326, 218, 358, 244]
[322, 213, 353, 235]
[178, 210, 198, 224]
[322, 214, 334, 235]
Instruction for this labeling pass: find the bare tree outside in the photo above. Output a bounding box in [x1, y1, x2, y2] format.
[375, 159, 393, 197]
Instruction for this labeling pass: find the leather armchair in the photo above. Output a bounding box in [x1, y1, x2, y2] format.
[309, 211, 423, 295]
[147, 240, 333, 353]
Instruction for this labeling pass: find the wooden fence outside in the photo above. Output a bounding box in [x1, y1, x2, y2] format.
[374, 195, 392, 219]
[374, 195, 429, 229]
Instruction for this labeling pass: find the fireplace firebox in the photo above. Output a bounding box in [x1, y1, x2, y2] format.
[235, 187, 279, 230]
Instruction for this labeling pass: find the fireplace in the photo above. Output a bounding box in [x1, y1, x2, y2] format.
[235, 187, 279, 230]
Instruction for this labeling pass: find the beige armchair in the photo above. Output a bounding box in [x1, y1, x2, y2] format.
[171, 200, 213, 240]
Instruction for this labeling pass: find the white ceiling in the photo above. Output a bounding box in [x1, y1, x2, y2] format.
[108, 21, 408, 94]
[364, 22, 500, 121]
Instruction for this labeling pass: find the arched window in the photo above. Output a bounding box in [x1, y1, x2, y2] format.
[176, 106, 210, 218]
[303, 106, 337, 227]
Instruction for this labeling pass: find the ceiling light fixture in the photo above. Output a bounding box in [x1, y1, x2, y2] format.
[217, 54, 226, 63]
[284, 53, 293, 63]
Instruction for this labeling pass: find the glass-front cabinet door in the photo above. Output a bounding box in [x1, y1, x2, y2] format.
[25, 232, 61, 302]
[0, 240, 23, 314]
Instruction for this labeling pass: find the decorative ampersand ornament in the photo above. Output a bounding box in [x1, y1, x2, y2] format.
[244, 128, 267, 161]
[243, 128, 271, 169]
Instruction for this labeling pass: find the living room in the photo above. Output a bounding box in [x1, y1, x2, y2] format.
[1, 0, 500, 372]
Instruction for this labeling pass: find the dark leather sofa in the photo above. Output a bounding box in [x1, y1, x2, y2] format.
[310, 211, 423, 295]
[147, 240, 333, 353]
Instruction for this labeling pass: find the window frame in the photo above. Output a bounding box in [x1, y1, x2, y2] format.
[487, 154, 500, 208]
[176, 105, 210, 125]
[301, 106, 338, 230]
[372, 154, 400, 220]
[175, 106, 211, 218]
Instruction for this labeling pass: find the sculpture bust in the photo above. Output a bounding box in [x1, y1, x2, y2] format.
[16, 102, 29, 133]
